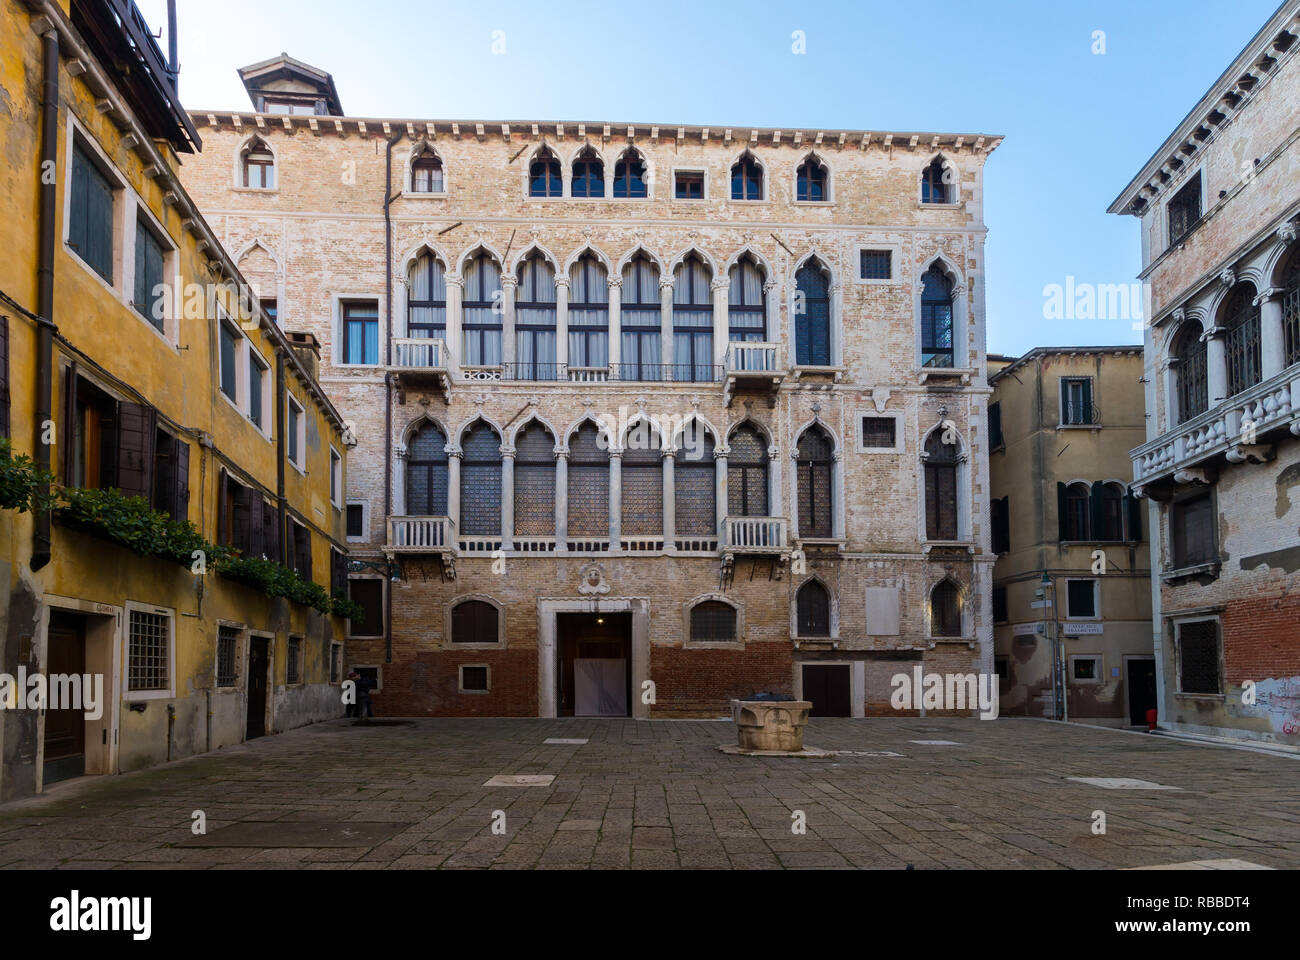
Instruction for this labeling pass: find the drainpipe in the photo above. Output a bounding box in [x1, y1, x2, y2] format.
[166, 0, 179, 92]
[166, 703, 175, 762]
[383, 136, 400, 664]
[32, 28, 58, 572]
[276, 355, 286, 564]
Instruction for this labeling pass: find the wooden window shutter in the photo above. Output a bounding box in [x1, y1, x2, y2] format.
[248, 493, 265, 560]
[0, 314, 9, 439]
[62, 361, 79, 484]
[1089, 482, 1104, 542]
[115, 402, 156, 500]
[1124, 489, 1142, 543]
[264, 499, 281, 565]
[1081, 379, 1094, 424]
[173, 439, 190, 522]
[217, 469, 229, 545]
[232, 481, 252, 554]
[1056, 482, 1068, 542]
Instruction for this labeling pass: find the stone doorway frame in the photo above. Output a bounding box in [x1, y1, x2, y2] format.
[537, 598, 651, 719]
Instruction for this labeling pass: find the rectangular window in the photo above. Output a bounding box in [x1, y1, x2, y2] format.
[260, 298, 278, 325]
[349, 579, 383, 638]
[133, 218, 166, 330]
[286, 637, 301, 684]
[342, 301, 380, 365]
[674, 170, 704, 200]
[1178, 620, 1221, 694]
[988, 402, 1003, 449]
[69, 143, 115, 283]
[1172, 492, 1215, 569]
[1071, 656, 1100, 682]
[1066, 579, 1098, 619]
[859, 250, 892, 280]
[219, 323, 239, 402]
[991, 496, 1010, 554]
[216, 626, 238, 688]
[460, 665, 489, 692]
[346, 503, 365, 539]
[1167, 173, 1202, 247]
[1060, 378, 1094, 425]
[330, 447, 342, 506]
[860, 416, 896, 450]
[992, 585, 1008, 624]
[287, 395, 303, 467]
[128, 608, 171, 693]
[248, 349, 268, 430]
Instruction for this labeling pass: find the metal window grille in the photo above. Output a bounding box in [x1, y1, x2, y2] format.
[460, 421, 502, 536]
[1175, 323, 1209, 422]
[727, 425, 769, 517]
[931, 581, 961, 637]
[1283, 253, 1300, 368]
[797, 580, 830, 637]
[1167, 174, 1201, 246]
[568, 423, 610, 537]
[1223, 285, 1262, 398]
[859, 249, 892, 280]
[690, 601, 737, 642]
[797, 426, 833, 538]
[621, 425, 663, 535]
[216, 627, 237, 688]
[514, 423, 556, 536]
[287, 638, 300, 684]
[128, 609, 170, 692]
[1178, 620, 1220, 694]
[861, 416, 896, 448]
[406, 422, 448, 516]
[675, 423, 715, 535]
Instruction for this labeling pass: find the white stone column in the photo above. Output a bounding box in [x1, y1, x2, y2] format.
[788, 449, 800, 539]
[500, 273, 517, 370]
[1161, 358, 1180, 429]
[1205, 326, 1228, 404]
[662, 447, 676, 549]
[555, 276, 570, 370]
[832, 450, 845, 540]
[659, 276, 675, 373]
[714, 445, 729, 539]
[712, 277, 730, 368]
[608, 450, 623, 550]
[554, 446, 569, 552]
[607, 276, 622, 372]
[446, 275, 464, 374]
[764, 278, 779, 352]
[500, 445, 515, 550]
[829, 280, 844, 367]
[446, 446, 462, 532]
[1257, 287, 1285, 380]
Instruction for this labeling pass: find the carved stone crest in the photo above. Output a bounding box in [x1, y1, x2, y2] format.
[578, 562, 610, 595]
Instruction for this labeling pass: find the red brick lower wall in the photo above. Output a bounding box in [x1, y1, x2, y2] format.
[1222, 590, 1300, 685]
[371, 649, 538, 717]
[651, 642, 794, 716]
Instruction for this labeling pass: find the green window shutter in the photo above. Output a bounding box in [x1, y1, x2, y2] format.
[1056, 482, 1068, 542]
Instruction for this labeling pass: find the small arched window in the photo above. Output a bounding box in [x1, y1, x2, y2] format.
[796, 155, 827, 202]
[451, 600, 498, 644]
[924, 430, 959, 541]
[673, 254, 714, 382]
[572, 147, 605, 198]
[613, 148, 648, 198]
[691, 601, 737, 642]
[796, 580, 831, 637]
[242, 138, 275, 189]
[795, 259, 831, 366]
[514, 422, 556, 537]
[411, 149, 444, 193]
[1281, 250, 1300, 369]
[405, 421, 448, 517]
[568, 254, 609, 372]
[1222, 283, 1261, 398]
[407, 252, 446, 339]
[728, 424, 769, 518]
[731, 153, 763, 201]
[921, 264, 955, 368]
[1059, 481, 1091, 541]
[921, 156, 949, 204]
[515, 252, 558, 381]
[529, 147, 562, 197]
[930, 581, 961, 637]
[460, 420, 502, 537]
[1174, 321, 1208, 423]
[568, 422, 609, 538]
[729, 254, 767, 345]
[796, 424, 834, 539]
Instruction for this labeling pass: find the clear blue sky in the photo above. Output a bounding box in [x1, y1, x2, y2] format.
[140, 0, 1283, 356]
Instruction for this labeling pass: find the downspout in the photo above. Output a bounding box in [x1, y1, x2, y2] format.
[383, 135, 400, 664]
[32, 27, 59, 572]
[276, 355, 286, 564]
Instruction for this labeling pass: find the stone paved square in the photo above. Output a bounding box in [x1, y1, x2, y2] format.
[0, 717, 1297, 870]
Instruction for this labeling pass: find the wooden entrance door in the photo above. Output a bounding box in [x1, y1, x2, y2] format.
[802, 664, 851, 717]
[246, 637, 269, 739]
[1127, 658, 1158, 726]
[43, 613, 86, 784]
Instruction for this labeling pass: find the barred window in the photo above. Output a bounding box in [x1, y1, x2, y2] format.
[797, 425, 834, 538]
[621, 422, 663, 535]
[675, 421, 716, 536]
[1167, 174, 1201, 246]
[796, 155, 827, 202]
[860, 416, 896, 449]
[727, 423, 769, 517]
[1177, 620, 1220, 694]
[216, 626, 238, 688]
[452, 600, 498, 644]
[796, 580, 830, 637]
[924, 430, 959, 541]
[1174, 321, 1208, 423]
[287, 637, 301, 685]
[860, 249, 892, 280]
[128, 608, 171, 693]
[1222, 283, 1262, 398]
[728, 255, 767, 344]
[460, 420, 502, 536]
[691, 601, 737, 642]
[407, 252, 447, 340]
[406, 420, 448, 516]
[568, 422, 610, 538]
[1282, 250, 1300, 369]
[514, 421, 556, 537]
[931, 580, 961, 637]
[795, 259, 831, 366]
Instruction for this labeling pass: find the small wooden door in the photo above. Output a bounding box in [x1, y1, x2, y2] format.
[1127, 658, 1158, 726]
[43, 614, 86, 784]
[246, 637, 269, 739]
[802, 664, 851, 717]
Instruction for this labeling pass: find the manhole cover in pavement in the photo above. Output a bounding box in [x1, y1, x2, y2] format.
[483, 775, 555, 787]
[180, 821, 410, 848]
[1067, 777, 1180, 790]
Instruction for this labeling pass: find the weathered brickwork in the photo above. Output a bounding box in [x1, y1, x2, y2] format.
[178, 57, 1001, 717]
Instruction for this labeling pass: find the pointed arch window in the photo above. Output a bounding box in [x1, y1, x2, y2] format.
[460, 421, 502, 536]
[1222, 283, 1262, 398]
[797, 425, 834, 539]
[924, 430, 959, 541]
[412, 149, 444, 193]
[673, 254, 714, 382]
[613, 149, 648, 198]
[621, 255, 662, 382]
[568, 423, 609, 538]
[731, 153, 763, 201]
[796, 156, 827, 202]
[728, 424, 768, 517]
[729, 255, 767, 345]
[572, 147, 605, 198]
[1282, 250, 1300, 369]
[407, 252, 446, 339]
[621, 423, 663, 536]
[796, 580, 830, 637]
[242, 138, 275, 189]
[462, 253, 503, 366]
[514, 422, 556, 536]
[675, 421, 716, 536]
[569, 254, 609, 371]
[1174, 321, 1208, 423]
[921, 264, 955, 368]
[795, 259, 831, 366]
[921, 156, 949, 204]
[930, 581, 961, 637]
[405, 421, 448, 517]
[529, 147, 562, 197]
[515, 252, 557, 380]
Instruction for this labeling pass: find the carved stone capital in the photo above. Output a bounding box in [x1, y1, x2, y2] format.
[1219, 267, 1237, 288]
[607, 276, 623, 290]
[1278, 221, 1297, 244]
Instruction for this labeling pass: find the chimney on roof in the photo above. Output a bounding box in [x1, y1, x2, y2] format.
[284, 331, 321, 383]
